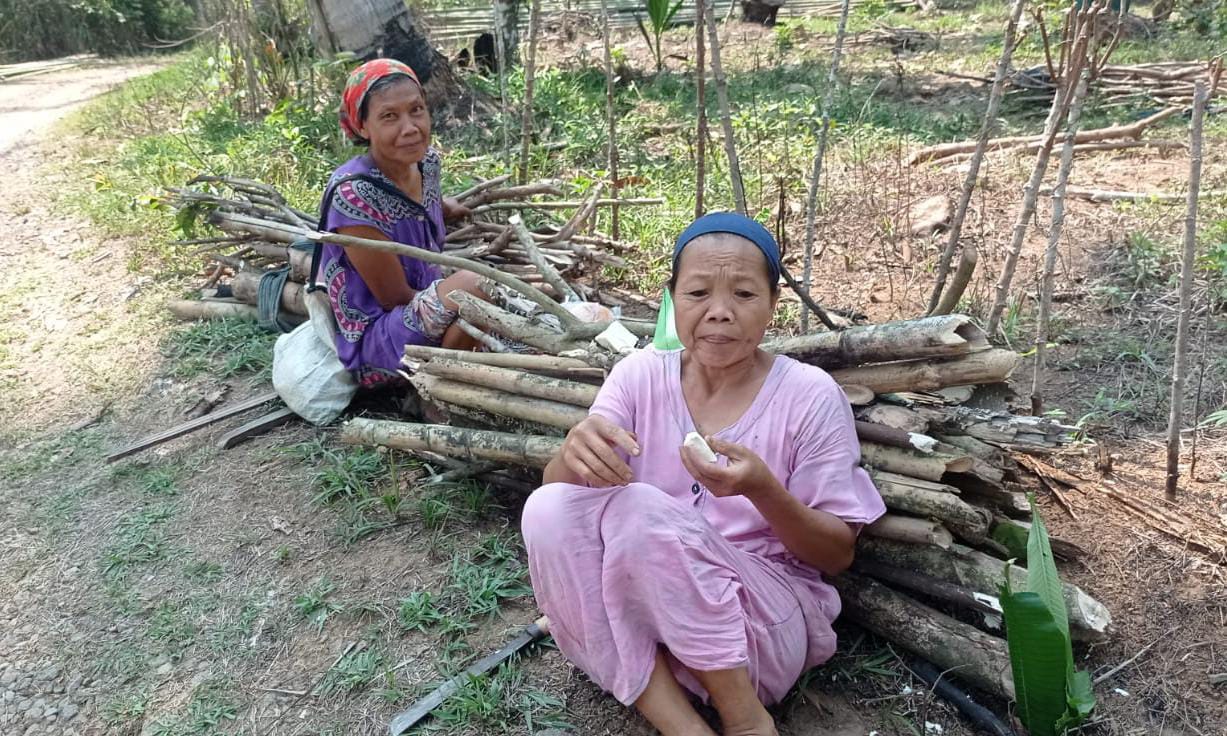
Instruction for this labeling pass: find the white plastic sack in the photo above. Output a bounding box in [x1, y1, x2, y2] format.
[272, 321, 357, 425]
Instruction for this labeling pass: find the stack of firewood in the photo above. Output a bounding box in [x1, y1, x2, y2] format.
[164, 176, 659, 322]
[337, 312, 1110, 703]
[165, 175, 1111, 702]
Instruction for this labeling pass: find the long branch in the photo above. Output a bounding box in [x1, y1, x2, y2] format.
[703, 0, 746, 214]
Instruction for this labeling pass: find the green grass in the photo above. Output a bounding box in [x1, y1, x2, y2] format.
[161, 317, 276, 379]
[294, 577, 343, 632]
[397, 591, 447, 632]
[320, 646, 387, 695]
[101, 503, 177, 580]
[428, 660, 570, 734]
[147, 676, 239, 736]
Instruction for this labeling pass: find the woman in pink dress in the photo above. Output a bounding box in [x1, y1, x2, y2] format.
[521, 213, 886, 736]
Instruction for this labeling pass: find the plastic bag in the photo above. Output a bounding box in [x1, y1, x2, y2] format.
[272, 321, 357, 425]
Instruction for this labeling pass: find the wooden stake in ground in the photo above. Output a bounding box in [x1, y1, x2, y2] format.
[1031, 70, 1091, 416]
[694, 3, 708, 219]
[599, 0, 620, 238]
[1166, 81, 1210, 500]
[491, 0, 513, 169]
[518, 0, 543, 184]
[926, 0, 1026, 315]
[800, 0, 851, 332]
[702, 0, 746, 214]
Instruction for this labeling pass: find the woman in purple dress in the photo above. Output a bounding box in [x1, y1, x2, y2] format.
[522, 213, 886, 735]
[319, 59, 487, 386]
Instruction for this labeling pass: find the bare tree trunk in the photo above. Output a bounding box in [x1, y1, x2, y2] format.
[492, 0, 514, 168]
[930, 244, 978, 316]
[308, 0, 465, 116]
[1031, 70, 1090, 416]
[925, 0, 1026, 315]
[599, 0, 620, 238]
[1166, 81, 1210, 500]
[801, 0, 850, 331]
[695, 3, 708, 219]
[702, 0, 746, 214]
[518, 0, 542, 184]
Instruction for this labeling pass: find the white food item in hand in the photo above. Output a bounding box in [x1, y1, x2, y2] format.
[684, 432, 718, 463]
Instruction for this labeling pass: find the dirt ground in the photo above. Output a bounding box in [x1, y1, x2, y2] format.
[2, 32, 1226, 736]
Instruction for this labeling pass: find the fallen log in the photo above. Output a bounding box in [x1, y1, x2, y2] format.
[915, 406, 1076, 449]
[402, 346, 602, 377]
[339, 418, 562, 467]
[231, 270, 308, 316]
[865, 514, 953, 549]
[763, 314, 988, 368]
[828, 349, 1020, 396]
[416, 358, 600, 408]
[832, 573, 1014, 699]
[167, 299, 259, 322]
[860, 442, 973, 481]
[1044, 185, 1227, 203]
[411, 374, 588, 431]
[852, 559, 1003, 616]
[908, 107, 1180, 165]
[854, 421, 938, 453]
[868, 470, 992, 542]
[855, 403, 930, 434]
[857, 537, 1111, 641]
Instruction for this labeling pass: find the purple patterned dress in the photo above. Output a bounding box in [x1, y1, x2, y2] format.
[319, 150, 447, 386]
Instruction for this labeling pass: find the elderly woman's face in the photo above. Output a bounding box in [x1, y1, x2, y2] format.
[359, 77, 431, 169]
[672, 234, 778, 369]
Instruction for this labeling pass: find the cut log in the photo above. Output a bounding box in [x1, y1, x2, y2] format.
[841, 384, 875, 406]
[402, 346, 602, 378]
[935, 433, 1009, 466]
[231, 270, 308, 316]
[908, 107, 1180, 165]
[855, 404, 930, 434]
[416, 358, 600, 408]
[339, 418, 562, 467]
[915, 406, 1076, 448]
[864, 514, 954, 549]
[832, 573, 1014, 699]
[449, 292, 588, 355]
[828, 349, 1020, 396]
[167, 299, 259, 322]
[411, 374, 587, 431]
[857, 537, 1112, 641]
[763, 314, 989, 368]
[860, 442, 973, 481]
[868, 470, 992, 542]
[852, 559, 1003, 616]
[854, 421, 938, 454]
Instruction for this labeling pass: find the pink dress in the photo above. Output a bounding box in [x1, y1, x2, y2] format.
[521, 349, 886, 706]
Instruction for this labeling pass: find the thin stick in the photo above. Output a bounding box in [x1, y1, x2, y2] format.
[695, 2, 708, 219]
[926, 0, 1026, 315]
[510, 214, 579, 301]
[470, 197, 662, 213]
[931, 244, 978, 316]
[780, 268, 839, 330]
[1166, 81, 1209, 500]
[1092, 634, 1169, 685]
[599, 0, 620, 239]
[518, 0, 543, 184]
[456, 319, 509, 352]
[1032, 70, 1091, 416]
[801, 0, 851, 331]
[703, 0, 746, 214]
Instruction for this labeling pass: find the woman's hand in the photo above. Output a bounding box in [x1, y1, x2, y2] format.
[679, 436, 778, 500]
[442, 196, 471, 224]
[550, 415, 640, 487]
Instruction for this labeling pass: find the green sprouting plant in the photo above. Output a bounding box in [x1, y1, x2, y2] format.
[1000, 497, 1095, 736]
[1199, 408, 1227, 428]
[635, 0, 684, 74]
[294, 577, 342, 632]
[397, 591, 445, 632]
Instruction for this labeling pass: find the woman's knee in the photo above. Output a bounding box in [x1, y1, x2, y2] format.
[439, 269, 486, 299]
[521, 483, 577, 549]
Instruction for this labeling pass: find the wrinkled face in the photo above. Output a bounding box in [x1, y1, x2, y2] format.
[359, 77, 431, 168]
[672, 234, 778, 369]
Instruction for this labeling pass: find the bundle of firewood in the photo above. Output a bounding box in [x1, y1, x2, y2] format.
[163, 175, 660, 322]
[336, 311, 1111, 702]
[1092, 61, 1223, 107]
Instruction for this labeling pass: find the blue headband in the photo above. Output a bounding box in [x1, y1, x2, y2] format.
[672, 212, 782, 285]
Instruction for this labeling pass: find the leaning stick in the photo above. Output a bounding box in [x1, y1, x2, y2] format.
[926, 0, 1026, 315]
[1166, 81, 1209, 500]
[518, 0, 542, 183]
[510, 214, 578, 302]
[703, 0, 746, 214]
[695, 4, 708, 219]
[801, 0, 851, 331]
[985, 80, 1073, 335]
[930, 244, 977, 316]
[1032, 70, 1091, 416]
[599, 0, 620, 239]
[207, 211, 581, 331]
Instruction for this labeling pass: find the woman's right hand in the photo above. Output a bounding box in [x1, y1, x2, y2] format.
[553, 415, 640, 487]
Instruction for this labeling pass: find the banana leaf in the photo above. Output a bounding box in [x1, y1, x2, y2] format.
[1025, 496, 1070, 658]
[1001, 588, 1071, 736]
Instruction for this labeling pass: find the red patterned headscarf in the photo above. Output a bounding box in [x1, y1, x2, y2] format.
[339, 59, 421, 142]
